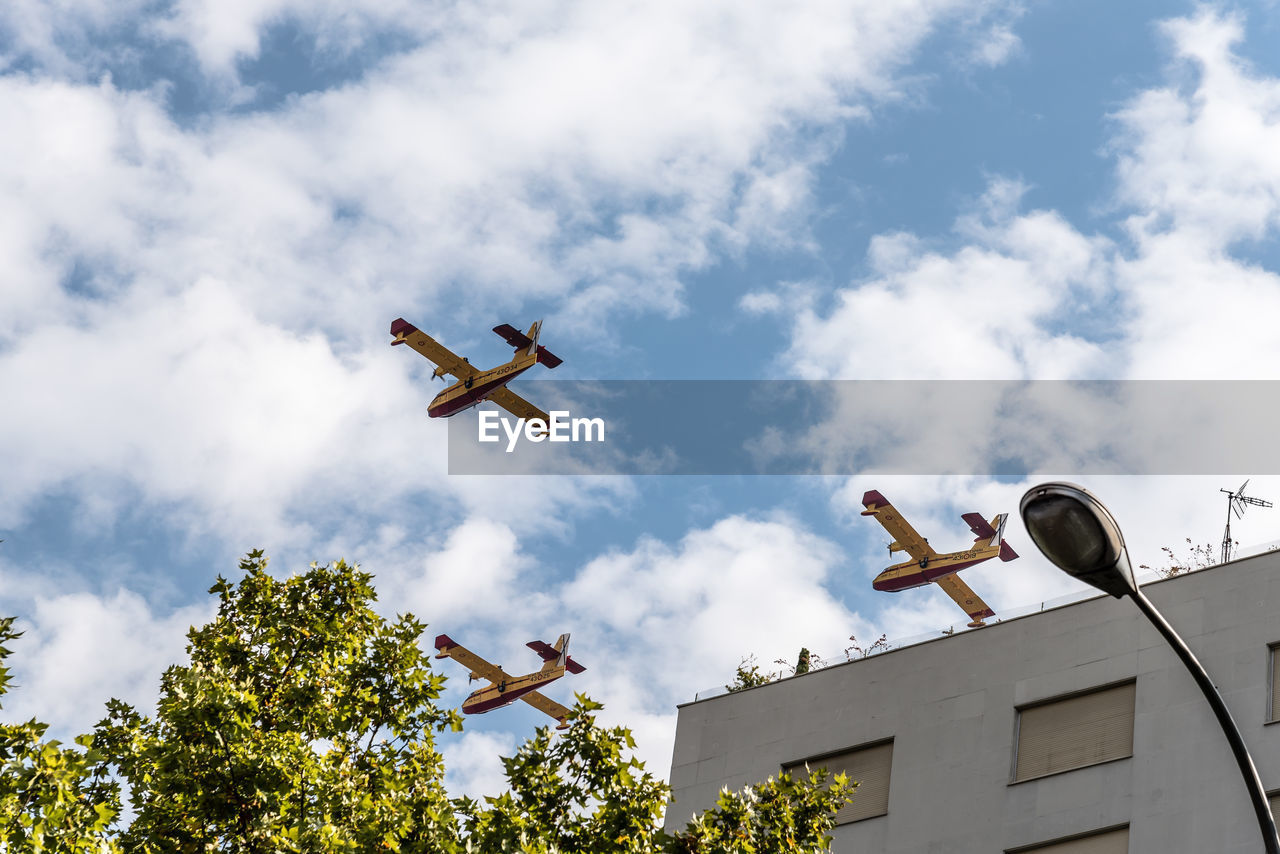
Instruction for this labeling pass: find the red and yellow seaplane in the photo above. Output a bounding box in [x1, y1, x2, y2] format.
[391, 318, 562, 421]
[861, 490, 1019, 628]
[433, 633, 585, 729]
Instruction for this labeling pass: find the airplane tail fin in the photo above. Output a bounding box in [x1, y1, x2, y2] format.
[525, 320, 542, 356]
[553, 631, 568, 670]
[987, 513, 1007, 549]
[528, 633, 585, 673]
[529, 320, 562, 368]
[961, 512, 1018, 561]
[989, 513, 1019, 560]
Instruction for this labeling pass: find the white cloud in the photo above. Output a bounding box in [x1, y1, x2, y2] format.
[1114, 9, 1280, 248]
[1108, 9, 1280, 379]
[768, 8, 1280, 384]
[0, 0, 152, 77]
[775, 179, 1115, 380]
[969, 21, 1021, 67]
[392, 517, 537, 624]
[552, 514, 871, 769]
[562, 515, 861, 688]
[441, 729, 518, 801]
[0, 277, 421, 536]
[1, 587, 212, 735]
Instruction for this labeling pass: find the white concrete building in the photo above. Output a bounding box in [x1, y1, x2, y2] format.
[665, 551, 1280, 852]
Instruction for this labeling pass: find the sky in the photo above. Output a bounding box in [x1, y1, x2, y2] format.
[5, 0, 1280, 807]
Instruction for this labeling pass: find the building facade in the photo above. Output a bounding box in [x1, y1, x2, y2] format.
[665, 551, 1280, 852]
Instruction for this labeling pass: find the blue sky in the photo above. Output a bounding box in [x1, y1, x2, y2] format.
[6, 0, 1280, 800]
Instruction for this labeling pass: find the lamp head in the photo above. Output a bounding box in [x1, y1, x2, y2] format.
[1019, 482, 1136, 598]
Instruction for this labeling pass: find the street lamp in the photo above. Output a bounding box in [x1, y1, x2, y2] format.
[1020, 482, 1280, 854]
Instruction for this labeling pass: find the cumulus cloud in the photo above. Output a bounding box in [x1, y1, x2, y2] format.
[1, 586, 212, 735]
[551, 514, 871, 768]
[0, 277, 416, 535]
[440, 729, 518, 801]
[773, 179, 1115, 380]
[1114, 9, 1280, 248]
[1110, 9, 1280, 379]
[764, 8, 1280, 388]
[390, 517, 539, 624]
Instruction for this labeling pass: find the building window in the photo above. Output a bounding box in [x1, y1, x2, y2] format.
[783, 739, 893, 824]
[1007, 825, 1129, 853]
[1269, 644, 1280, 722]
[1014, 681, 1135, 782]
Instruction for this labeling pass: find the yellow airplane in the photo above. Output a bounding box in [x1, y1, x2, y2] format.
[391, 318, 562, 421]
[433, 633, 586, 729]
[861, 490, 1019, 628]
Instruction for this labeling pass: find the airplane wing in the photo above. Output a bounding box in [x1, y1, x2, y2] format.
[433, 634, 510, 684]
[935, 572, 996, 625]
[487, 387, 550, 423]
[390, 319, 478, 380]
[860, 490, 937, 560]
[519, 689, 572, 729]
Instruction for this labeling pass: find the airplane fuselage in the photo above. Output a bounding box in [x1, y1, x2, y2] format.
[871, 545, 1001, 592]
[461, 667, 565, 715]
[427, 352, 538, 418]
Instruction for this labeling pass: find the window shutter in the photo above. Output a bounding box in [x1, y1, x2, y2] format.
[1015, 682, 1135, 782]
[1013, 826, 1128, 853]
[1270, 645, 1280, 721]
[785, 739, 893, 824]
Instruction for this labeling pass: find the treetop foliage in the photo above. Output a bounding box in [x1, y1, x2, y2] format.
[1, 616, 121, 853]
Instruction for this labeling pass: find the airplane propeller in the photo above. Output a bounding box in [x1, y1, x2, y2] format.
[434, 357, 470, 382]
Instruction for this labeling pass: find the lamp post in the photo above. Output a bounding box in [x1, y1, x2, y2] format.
[1020, 482, 1280, 854]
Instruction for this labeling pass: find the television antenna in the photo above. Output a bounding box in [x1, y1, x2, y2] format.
[1220, 480, 1273, 564]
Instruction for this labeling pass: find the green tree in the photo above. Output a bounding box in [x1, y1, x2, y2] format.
[672, 768, 853, 853]
[1, 552, 851, 853]
[0, 616, 121, 852]
[456, 696, 668, 852]
[459, 697, 853, 854]
[95, 551, 461, 852]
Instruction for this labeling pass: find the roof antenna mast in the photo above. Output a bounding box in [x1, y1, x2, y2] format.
[1219, 479, 1273, 564]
